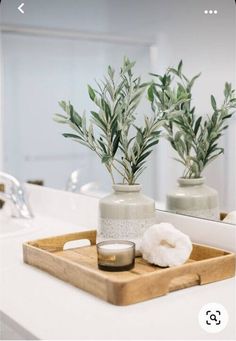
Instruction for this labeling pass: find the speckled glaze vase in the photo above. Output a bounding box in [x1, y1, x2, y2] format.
[166, 177, 219, 220]
[98, 184, 155, 248]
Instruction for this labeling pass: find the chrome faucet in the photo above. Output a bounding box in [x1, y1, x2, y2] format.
[66, 169, 80, 192]
[0, 172, 34, 218]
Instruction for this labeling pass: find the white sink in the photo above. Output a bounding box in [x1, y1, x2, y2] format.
[0, 209, 91, 271]
[0, 186, 99, 271]
[0, 209, 37, 239]
[0, 184, 99, 240]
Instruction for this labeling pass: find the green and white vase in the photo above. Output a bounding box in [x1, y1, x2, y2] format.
[166, 177, 219, 220]
[98, 184, 155, 249]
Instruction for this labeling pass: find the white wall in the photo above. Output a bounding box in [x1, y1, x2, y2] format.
[2, 33, 151, 192]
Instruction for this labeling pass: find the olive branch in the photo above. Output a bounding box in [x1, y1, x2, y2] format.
[148, 61, 236, 178]
[54, 58, 164, 185]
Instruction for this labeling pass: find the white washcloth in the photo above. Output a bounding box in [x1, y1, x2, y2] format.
[140, 223, 192, 267]
[223, 211, 236, 225]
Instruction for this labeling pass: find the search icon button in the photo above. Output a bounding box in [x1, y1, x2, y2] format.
[210, 314, 217, 322]
[198, 303, 228, 333]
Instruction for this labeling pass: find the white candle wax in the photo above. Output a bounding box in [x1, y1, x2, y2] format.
[99, 243, 133, 251]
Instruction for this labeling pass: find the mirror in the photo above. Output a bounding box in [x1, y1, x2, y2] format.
[0, 0, 235, 224]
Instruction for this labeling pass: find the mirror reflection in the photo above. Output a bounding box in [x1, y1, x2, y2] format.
[0, 0, 235, 224]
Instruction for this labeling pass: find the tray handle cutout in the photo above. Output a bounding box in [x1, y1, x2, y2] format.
[64, 239, 91, 250]
[28, 230, 97, 252]
[168, 273, 200, 292]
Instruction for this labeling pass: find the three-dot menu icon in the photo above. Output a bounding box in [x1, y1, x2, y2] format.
[204, 10, 218, 14]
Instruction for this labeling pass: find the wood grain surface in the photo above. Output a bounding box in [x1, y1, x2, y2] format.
[23, 230, 235, 305]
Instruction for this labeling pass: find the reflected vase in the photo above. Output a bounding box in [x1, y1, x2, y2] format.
[98, 184, 155, 250]
[166, 177, 219, 220]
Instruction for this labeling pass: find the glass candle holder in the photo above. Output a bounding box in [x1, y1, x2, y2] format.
[97, 240, 135, 271]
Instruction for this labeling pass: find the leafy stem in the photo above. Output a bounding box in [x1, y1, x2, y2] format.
[54, 57, 164, 185]
[148, 61, 236, 178]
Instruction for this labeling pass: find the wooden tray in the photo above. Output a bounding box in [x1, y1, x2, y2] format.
[23, 230, 235, 306]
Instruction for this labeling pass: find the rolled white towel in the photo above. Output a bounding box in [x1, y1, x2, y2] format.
[140, 223, 192, 267]
[223, 211, 236, 225]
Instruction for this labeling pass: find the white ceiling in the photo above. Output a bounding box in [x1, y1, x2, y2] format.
[1, 0, 233, 39]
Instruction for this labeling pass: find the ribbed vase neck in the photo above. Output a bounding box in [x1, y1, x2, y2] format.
[112, 184, 141, 193]
[178, 177, 205, 187]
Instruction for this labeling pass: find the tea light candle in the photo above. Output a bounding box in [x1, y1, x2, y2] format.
[97, 240, 135, 271]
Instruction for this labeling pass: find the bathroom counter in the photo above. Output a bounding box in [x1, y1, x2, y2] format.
[0, 185, 235, 340]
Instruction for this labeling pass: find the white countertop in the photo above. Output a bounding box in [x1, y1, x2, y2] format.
[0, 185, 236, 340]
